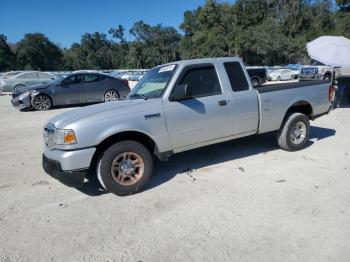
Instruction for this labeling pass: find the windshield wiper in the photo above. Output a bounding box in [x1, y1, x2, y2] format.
[128, 94, 148, 100]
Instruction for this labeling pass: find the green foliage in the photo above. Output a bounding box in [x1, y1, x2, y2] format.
[336, 0, 350, 11]
[128, 20, 181, 68]
[16, 33, 63, 70]
[63, 32, 114, 70]
[180, 0, 346, 65]
[0, 34, 16, 71]
[2, 0, 350, 71]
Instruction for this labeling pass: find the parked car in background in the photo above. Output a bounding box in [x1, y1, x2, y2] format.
[129, 72, 145, 81]
[2, 71, 24, 79]
[287, 64, 303, 79]
[246, 68, 267, 87]
[11, 72, 130, 111]
[299, 67, 319, 81]
[0, 71, 53, 92]
[307, 65, 333, 81]
[73, 70, 98, 74]
[269, 69, 295, 81]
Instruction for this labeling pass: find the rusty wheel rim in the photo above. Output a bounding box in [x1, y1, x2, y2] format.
[111, 152, 144, 186]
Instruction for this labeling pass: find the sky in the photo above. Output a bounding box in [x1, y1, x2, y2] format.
[0, 0, 233, 48]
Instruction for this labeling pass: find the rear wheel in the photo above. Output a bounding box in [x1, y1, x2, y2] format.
[97, 140, 153, 196]
[251, 78, 259, 87]
[277, 113, 310, 151]
[13, 84, 25, 92]
[104, 90, 119, 102]
[32, 94, 52, 111]
[323, 74, 331, 82]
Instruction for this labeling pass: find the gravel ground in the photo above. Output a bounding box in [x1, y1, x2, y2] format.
[0, 94, 350, 262]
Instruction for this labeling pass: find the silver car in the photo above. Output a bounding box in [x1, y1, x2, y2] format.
[0, 71, 53, 92]
[11, 72, 130, 111]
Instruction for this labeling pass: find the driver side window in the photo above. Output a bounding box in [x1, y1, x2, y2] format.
[62, 75, 83, 85]
[177, 65, 221, 98]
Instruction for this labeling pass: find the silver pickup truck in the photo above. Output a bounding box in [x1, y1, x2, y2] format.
[42, 57, 334, 196]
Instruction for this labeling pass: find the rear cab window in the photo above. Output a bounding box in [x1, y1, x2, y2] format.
[223, 62, 249, 92]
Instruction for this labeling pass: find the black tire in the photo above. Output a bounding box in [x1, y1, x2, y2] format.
[277, 113, 310, 151]
[251, 78, 259, 87]
[323, 74, 331, 82]
[32, 94, 52, 111]
[104, 89, 120, 102]
[13, 84, 25, 92]
[97, 140, 153, 196]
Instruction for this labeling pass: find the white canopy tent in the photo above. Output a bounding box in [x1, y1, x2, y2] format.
[307, 36, 350, 76]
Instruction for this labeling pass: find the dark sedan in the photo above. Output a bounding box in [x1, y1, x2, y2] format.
[11, 73, 130, 111]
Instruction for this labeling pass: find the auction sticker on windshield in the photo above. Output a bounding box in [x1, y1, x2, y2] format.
[159, 65, 175, 73]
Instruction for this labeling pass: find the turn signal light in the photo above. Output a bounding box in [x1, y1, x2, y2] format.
[64, 131, 77, 144]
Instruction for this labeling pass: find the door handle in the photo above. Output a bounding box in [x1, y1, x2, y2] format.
[218, 100, 227, 106]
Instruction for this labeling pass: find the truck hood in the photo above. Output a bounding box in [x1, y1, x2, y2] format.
[48, 98, 163, 129]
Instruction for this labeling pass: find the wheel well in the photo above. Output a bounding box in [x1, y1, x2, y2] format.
[13, 84, 25, 92]
[285, 101, 313, 120]
[323, 72, 331, 79]
[90, 131, 156, 169]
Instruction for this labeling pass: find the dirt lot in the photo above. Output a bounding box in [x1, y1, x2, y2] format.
[0, 94, 350, 262]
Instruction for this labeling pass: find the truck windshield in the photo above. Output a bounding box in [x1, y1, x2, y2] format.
[127, 65, 177, 100]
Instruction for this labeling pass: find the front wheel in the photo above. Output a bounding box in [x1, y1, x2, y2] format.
[32, 94, 52, 111]
[104, 90, 120, 102]
[97, 140, 153, 196]
[277, 113, 310, 151]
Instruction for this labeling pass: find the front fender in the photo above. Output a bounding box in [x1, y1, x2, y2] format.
[56, 112, 173, 154]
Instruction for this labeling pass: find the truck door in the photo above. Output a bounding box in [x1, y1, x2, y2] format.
[163, 64, 233, 149]
[223, 62, 259, 135]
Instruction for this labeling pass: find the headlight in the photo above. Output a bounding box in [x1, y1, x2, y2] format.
[55, 129, 77, 145]
[19, 90, 39, 100]
[44, 124, 77, 149]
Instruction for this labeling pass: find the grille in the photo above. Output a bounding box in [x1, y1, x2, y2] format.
[43, 123, 56, 149]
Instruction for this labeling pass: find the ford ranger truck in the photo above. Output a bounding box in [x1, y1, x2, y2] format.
[42, 57, 334, 196]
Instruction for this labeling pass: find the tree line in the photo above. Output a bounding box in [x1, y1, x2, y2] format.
[1, 0, 350, 72]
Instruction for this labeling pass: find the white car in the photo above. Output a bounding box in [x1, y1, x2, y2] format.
[0, 71, 53, 92]
[269, 69, 295, 81]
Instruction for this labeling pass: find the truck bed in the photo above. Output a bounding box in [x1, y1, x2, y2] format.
[257, 80, 329, 93]
[256, 80, 331, 134]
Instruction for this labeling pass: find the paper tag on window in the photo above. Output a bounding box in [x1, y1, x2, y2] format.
[159, 65, 175, 73]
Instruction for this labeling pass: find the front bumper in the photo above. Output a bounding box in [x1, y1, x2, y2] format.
[11, 94, 32, 109]
[42, 154, 87, 187]
[42, 146, 96, 187]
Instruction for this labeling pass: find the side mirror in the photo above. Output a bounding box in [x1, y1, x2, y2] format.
[59, 81, 67, 87]
[170, 84, 189, 101]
